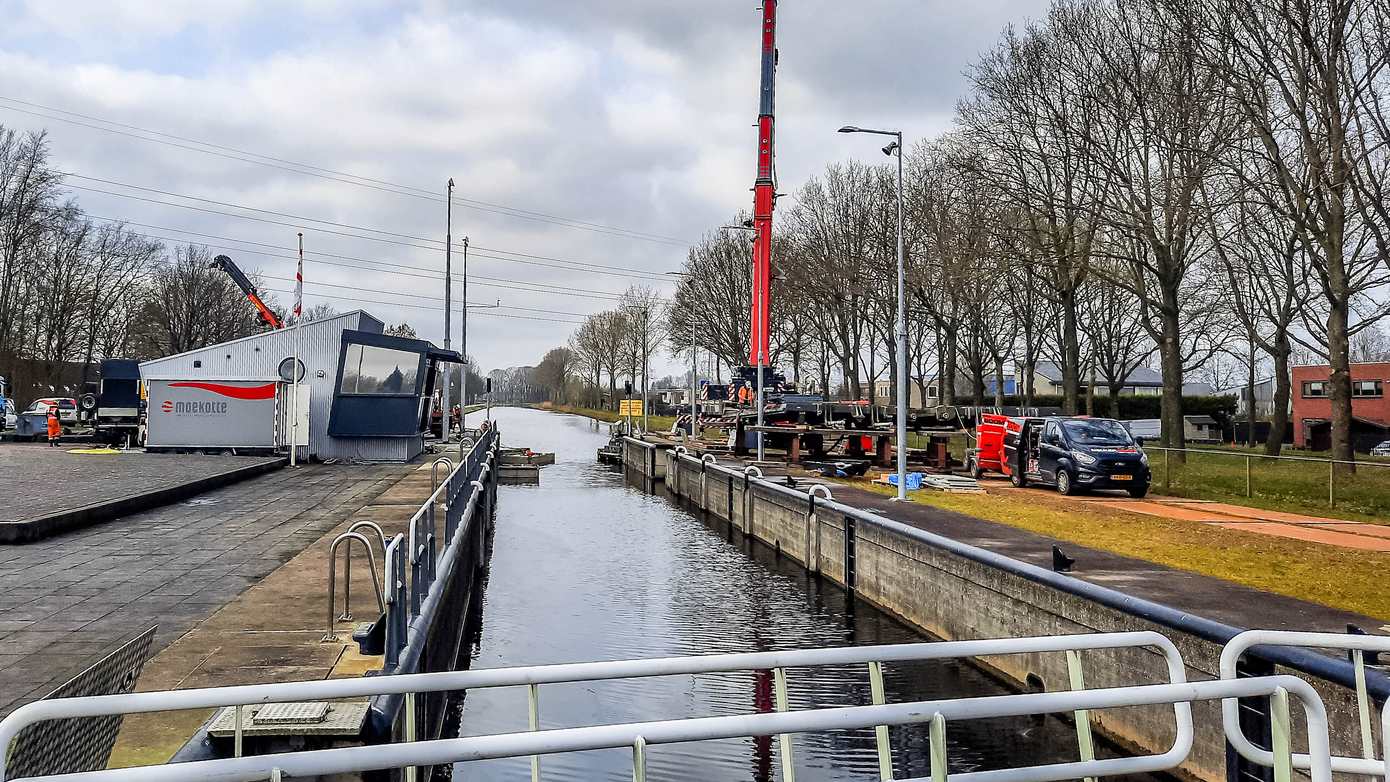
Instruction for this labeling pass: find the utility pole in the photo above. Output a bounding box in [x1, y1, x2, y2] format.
[642, 308, 650, 433]
[442, 178, 454, 442]
[461, 236, 469, 413]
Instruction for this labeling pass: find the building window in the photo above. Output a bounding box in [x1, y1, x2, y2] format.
[340, 344, 420, 395]
[1352, 380, 1383, 398]
[1301, 381, 1327, 398]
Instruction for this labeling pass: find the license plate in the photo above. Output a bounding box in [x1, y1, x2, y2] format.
[1111, 474, 1133, 481]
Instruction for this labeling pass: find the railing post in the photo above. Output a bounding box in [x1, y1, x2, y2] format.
[1328, 458, 1335, 508]
[631, 735, 647, 782]
[773, 667, 795, 782]
[404, 691, 418, 782]
[1353, 650, 1375, 762]
[929, 712, 948, 782]
[868, 661, 892, 780]
[233, 704, 243, 758]
[1270, 686, 1292, 782]
[528, 683, 541, 782]
[1245, 455, 1252, 498]
[1164, 448, 1170, 490]
[1065, 650, 1096, 782]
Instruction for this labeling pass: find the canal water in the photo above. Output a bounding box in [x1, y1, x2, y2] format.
[453, 407, 1137, 781]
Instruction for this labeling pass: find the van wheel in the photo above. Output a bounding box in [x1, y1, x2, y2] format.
[1010, 470, 1026, 488]
[1127, 484, 1149, 499]
[968, 457, 983, 479]
[1057, 469, 1078, 496]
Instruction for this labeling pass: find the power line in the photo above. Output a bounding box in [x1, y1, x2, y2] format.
[61, 174, 675, 280]
[260, 286, 585, 324]
[0, 95, 694, 246]
[259, 274, 593, 317]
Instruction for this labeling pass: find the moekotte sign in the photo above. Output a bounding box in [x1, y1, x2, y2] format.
[147, 379, 279, 449]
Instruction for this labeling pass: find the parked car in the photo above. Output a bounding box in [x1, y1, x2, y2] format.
[1371, 440, 1390, 457]
[1004, 416, 1152, 498]
[26, 397, 79, 424]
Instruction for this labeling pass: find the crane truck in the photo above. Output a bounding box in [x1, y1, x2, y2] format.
[210, 254, 283, 330]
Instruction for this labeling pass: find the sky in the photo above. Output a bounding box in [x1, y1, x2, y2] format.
[0, 0, 1050, 376]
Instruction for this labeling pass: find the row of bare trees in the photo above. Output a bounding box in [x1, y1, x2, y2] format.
[0, 128, 285, 404]
[532, 0, 1390, 462]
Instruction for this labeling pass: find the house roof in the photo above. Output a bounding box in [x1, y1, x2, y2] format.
[1033, 361, 1163, 386]
[140, 310, 384, 367]
[1184, 415, 1219, 426]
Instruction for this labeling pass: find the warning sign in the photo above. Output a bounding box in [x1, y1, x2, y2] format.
[618, 399, 644, 416]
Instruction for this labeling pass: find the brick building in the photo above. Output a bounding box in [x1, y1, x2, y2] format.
[1291, 362, 1390, 451]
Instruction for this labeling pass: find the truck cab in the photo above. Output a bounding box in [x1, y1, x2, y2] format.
[1006, 416, 1151, 498]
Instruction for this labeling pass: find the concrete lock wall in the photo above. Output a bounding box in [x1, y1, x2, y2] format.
[637, 441, 1375, 782]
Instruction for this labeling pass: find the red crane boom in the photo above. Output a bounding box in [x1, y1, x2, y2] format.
[748, 0, 777, 367]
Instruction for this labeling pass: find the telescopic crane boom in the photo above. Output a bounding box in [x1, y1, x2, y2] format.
[748, 0, 777, 367]
[210, 254, 283, 330]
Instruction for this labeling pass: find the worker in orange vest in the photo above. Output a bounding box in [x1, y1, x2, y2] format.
[46, 408, 61, 447]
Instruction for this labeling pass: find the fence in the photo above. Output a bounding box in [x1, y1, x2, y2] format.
[6, 630, 1382, 782]
[1144, 445, 1390, 514]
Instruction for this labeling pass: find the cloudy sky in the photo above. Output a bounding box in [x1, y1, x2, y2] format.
[0, 0, 1048, 375]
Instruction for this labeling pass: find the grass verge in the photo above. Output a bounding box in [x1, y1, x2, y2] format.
[533, 402, 678, 433]
[844, 479, 1390, 620]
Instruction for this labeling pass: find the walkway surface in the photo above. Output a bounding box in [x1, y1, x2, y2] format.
[0, 444, 281, 525]
[106, 460, 441, 767]
[825, 481, 1390, 630]
[0, 462, 410, 718]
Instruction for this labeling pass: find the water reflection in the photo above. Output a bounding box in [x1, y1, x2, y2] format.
[453, 407, 1142, 781]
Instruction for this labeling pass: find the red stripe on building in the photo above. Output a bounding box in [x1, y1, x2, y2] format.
[168, 381, 277, 400]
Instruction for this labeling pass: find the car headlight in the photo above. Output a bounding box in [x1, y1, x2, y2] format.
[1072, 451, 1097, 465]
[1140, 451, 1149, 466]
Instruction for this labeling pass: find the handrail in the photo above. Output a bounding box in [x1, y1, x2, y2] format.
[338, 521, 387, 622]
[324, 532, 384, 641]
[1142, 444, 1390, 468]
[1220, 630, 1390, 778]
[664, 447, 1390, 701]
[5, 676, 1330, 782]
[0, 631, 1188, 781]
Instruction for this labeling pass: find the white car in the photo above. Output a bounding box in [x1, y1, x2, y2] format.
[1372, 440, 1390, 457]
[26, 397, 79, 424]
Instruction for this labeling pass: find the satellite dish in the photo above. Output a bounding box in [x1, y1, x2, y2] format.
[278, 356, 306, 383]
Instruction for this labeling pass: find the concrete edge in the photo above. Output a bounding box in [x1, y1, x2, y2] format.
[0, 457, 289, 544]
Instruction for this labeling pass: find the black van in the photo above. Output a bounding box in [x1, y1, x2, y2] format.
[1005, 416, 1151, 498]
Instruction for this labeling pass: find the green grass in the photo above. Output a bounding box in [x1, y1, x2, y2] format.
[1149, 448, 1390, 523]
[844, 479, 1390, 620]
[533, 402, 678, 433]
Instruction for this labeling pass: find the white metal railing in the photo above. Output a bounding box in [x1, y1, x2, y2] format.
[1220, 630, 1390, 780]
[1, 632, 1189, 782]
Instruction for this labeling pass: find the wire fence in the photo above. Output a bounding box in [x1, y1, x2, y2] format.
[1142, 446, 1390, 514]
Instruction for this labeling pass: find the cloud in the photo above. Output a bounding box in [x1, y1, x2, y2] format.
[0, 0, 1048, 374]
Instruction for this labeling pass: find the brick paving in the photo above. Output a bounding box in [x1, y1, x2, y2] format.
[0, 444, 281, 524]
[0, 462, 411, 717]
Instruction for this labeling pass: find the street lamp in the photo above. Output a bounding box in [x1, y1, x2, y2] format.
[666, 271, 700, 440]
[839, 124, 909, 501]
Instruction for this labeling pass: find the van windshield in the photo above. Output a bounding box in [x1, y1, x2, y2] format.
[1061, 419, 1134, 446]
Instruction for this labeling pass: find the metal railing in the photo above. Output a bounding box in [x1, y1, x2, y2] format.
[662, 445, 1390, 701]
[1143, 444, 1390, 510]
[0, 631, 1351, 782]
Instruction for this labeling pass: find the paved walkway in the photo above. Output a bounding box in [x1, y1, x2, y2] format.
[827, 482, 1390, 630]
[0, 445, 281, 524]
[0, 462, 410, 717]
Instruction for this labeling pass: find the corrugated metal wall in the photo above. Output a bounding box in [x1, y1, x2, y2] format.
[138, 311, 421, 461]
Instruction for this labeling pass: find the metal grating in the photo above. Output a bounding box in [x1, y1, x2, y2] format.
[206, 701, 369, 738]
[5, 627, 156, 779]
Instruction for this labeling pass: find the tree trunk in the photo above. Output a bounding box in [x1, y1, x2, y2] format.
[1245, 331, 1256, 449]
[1325, 297, 1354, 463]
[1266, 336, 1290, 457]
[1060, 288, 1081, 414]
[993, 355, 1006, 409]
[1158, 304, 1186, 453]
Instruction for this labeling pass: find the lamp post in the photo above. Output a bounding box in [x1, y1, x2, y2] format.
[839, 125, 909, 501]
[666, 271, 700, 440]
[442, 178, 454, 442]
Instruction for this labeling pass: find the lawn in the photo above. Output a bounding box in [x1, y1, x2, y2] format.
[533, 402, 678, 433]
[1148, 447, 1390, 524]
[845, 479, 1390, 620]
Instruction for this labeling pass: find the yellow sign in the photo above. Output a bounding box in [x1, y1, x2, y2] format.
[619, 399, 644, 416]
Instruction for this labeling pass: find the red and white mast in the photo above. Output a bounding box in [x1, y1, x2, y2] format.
[748, 0, 777, 367]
